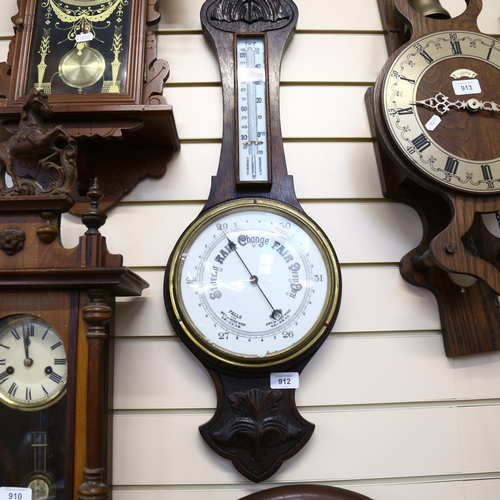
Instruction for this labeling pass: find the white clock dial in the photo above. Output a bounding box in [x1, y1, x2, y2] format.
[237, 36, 269, 182]
[0, 316, 67, 410]
[383, 30, 500, 193]
[167, 199, 341, 369]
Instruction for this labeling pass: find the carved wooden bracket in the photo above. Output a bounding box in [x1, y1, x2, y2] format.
[0, 0, 180, 214]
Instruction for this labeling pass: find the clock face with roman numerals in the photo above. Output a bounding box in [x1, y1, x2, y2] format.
[383, 30, 500, 193]
[0, 315, 67, 411]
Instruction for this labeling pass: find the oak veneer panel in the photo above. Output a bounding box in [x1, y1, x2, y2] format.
[122, 142, 382, 203]
[62, 202, 422, 267]
[158, 34, 388, 84]
[112, 407, 462, 484]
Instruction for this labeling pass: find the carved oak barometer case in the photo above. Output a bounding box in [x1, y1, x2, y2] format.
[0, 91, 148, 500]
[0, 0, 179, 213]
[367, 0, 500, 357]
[164, 0, 341, 483]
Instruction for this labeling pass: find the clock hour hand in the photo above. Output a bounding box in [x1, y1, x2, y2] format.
[23, 324, 33, 367]
[411, 92, 500, 115]
[220, 229, 282, 320]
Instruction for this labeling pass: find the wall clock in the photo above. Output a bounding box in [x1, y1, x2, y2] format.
[366, 0, 500, 356]
[0, 90, 148, 500]
[0, 0, 179, 214]
[164, 0, 341, 483]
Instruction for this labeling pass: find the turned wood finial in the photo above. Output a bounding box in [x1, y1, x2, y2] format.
[82, 179, 107, 235]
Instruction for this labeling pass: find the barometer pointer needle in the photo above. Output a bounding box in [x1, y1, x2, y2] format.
[220, 229, 283, 320]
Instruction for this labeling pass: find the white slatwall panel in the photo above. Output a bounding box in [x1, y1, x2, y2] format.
[2, 1, 500, 499]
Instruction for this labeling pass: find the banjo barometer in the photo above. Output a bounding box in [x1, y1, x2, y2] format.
[163, 0, 341, 483]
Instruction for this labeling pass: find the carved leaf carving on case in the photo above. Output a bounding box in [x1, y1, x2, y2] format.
[214, 389, 302, 462]
[211, 0, 289, 23]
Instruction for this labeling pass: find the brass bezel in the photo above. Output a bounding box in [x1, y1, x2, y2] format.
[0, 315, 67, 412]
[168, 198, 341, 370]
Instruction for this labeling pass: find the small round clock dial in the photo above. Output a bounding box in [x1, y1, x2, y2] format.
[382, 30, 500, 193]
[0, 315, 67, 410]
[166, 198, 341, 370]
[22, 471, 57, 500]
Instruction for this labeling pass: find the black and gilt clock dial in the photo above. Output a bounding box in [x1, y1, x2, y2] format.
[26, 0, 132, 95]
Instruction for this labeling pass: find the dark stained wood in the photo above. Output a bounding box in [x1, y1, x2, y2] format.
[0, 175, 147, 499]
[200, 368, 314, 483]
[0, 0, 179, 214]
[366, 0, 500, 356]
[201, 0, 301, 212]
[164, 0, 341, 483]
[239, 484, 374, 500]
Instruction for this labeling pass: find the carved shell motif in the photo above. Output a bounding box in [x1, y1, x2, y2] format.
[211, 0, 289, 23]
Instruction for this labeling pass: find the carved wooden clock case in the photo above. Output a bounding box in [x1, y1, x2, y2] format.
[366, 0, 500, 357]
[0, 91, 148, 499]
[163, 0, 341, 483]
[0, 0, 179, 214]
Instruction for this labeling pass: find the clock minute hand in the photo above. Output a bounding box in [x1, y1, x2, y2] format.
[23, 324, 33, 367]
[411, 92, 500, 115]
[221, 229, 283, 320]
[411, 92, 467, 115]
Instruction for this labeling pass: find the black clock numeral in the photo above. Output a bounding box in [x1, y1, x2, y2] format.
[419, 49, 434, 64]
[42, 385, 49, 396]
[397, 107, 414, 115]
[399, 75, 416, 85]
[49, 372, 63, 384]
[487, 46, 493, 61]
[42, 328, 50, 340]
[0, 343, 10, 350]
[54, 358, 66, 365]
[8, 382, 18, 397]
[445, 157, 459, 175]
[26, 387, 32, 401]
[450, 40, 462, 55]
[482, 164, 493, 180]
[0, 371, 9, 384]
[411, 133, 431, 153]
[28, 324, 35, 337]
[10, 328, 20, 341]
[0, 359, 6, 365]
[50, 341, 63, 351]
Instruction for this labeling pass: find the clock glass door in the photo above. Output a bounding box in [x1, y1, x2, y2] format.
[26, 0, 132, 96]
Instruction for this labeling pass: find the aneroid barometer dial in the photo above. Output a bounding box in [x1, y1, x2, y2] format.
[167, 199, 340, 368]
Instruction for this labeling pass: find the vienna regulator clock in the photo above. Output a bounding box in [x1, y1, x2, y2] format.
[366, 0, 500, 356]
[0, 91, 148, 499]
[164, 0, 341, 482]
[0, 0, 179, 213]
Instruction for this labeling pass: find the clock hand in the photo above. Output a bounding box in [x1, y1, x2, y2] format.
[220, 229, 283, 320]
[23, 323, 33, 367]
[411, 92, 500, 115]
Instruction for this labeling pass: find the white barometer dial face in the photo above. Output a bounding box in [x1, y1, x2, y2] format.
[383, 30, 500, 193]
[167, 199, 340, 368]
[0, 316, 67, 410]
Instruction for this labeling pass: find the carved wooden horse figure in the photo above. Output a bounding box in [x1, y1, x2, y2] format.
[0, 88, 76, 195]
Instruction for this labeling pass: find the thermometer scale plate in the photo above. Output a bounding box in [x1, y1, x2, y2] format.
[237, 36, 270, 183]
